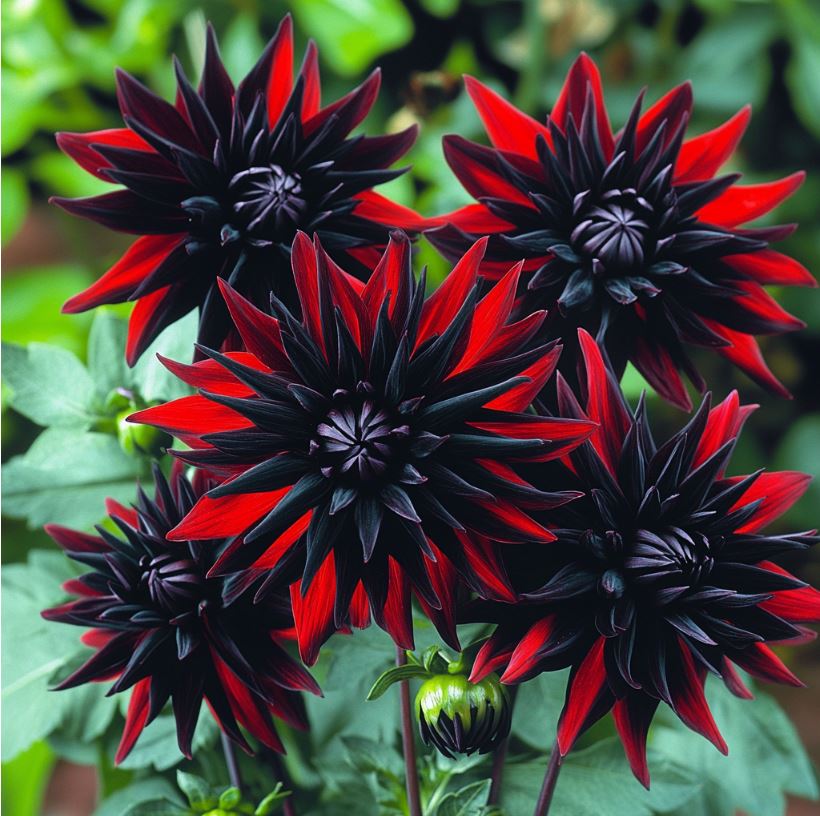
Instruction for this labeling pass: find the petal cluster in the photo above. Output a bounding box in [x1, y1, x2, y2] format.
[42, 465, 319, 762]
[54, 16, 423, 363]
[428, 56, 813, 409]
[469, 331, 820, 785]
[132, 232, 596, 663]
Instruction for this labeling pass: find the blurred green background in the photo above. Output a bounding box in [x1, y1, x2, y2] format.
[2, 0, 819, 812]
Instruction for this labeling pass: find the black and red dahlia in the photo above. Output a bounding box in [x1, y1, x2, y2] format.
[131, 231, 595, 664]
[53, 16, 423, 363]
[428, 55, 814, 409]
[42, 465, 319, 763]
[469, 331, 820, 785]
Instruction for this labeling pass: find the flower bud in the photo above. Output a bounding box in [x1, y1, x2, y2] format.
[416, 672, 511, 758]
[117, 410, 170, 458]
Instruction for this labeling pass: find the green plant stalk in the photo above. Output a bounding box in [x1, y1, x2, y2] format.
[533, 738, 563, 816]
[221, 731, 242, 790]
[488, 685, 518, 805]
[397, 646, 423, 816]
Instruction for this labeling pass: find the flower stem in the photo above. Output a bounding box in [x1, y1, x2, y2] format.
[397, 646, 422, 816]
[533, 738, 563, 816]
[268, 752, 297, 816]
[488, 685, 518, 806]
[221, 732, 242, 790]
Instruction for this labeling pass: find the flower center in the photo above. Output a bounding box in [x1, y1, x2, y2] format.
[625, 528, 714, 594]
[571, 189, 653, 273]
[140, 553, 203, 613]
[230, 164, 306, 234]
[310, 386, 410, 482]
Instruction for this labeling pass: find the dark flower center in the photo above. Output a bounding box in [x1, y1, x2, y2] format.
[625, 527, 714, 595]
[230, 164, 306, 234]
[140, 553, 203, 613]
[571, 189, 654, 273]
[310, 386, 410, 482]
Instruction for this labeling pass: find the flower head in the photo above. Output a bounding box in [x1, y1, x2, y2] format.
[428, 56, 813, 409]
[469, 331, 820, 786]
[54, 16, 422, 364]
[42, 465, 319, 763]
[131, 231, 595, 664]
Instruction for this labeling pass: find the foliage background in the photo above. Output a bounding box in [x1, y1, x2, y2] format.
[2, 0, 819, 814]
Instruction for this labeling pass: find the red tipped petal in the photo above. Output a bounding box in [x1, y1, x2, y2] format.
[300, 41, 321, 120]
[720, 658, 754, 699]
[381, 558, 415, 650]
[363, 231, 411, 329]
[613, 696, 658, 789]
[419, 543, 460, 649]
[551, 54, 614, 158]
[697, 172, 805, 227]
[730, 471, 811, 533]
[115, 678, 151, 764]
[693, 390, 755, 469]
[56, 128, 152, 181]
[291, 554, 337, 665]
[45, 524, 107, 553]
[501, 616, 556, 683]
[158, 352, 268, 397]
[352, 190, 428, 232]
[217, 279, 291, 372]
[304, 69, 381, 138]
[464, 75, 550, 159]
[470, 631, 515, 683]
[130, 395, 252, 436]
[428, 203, 515, 234]
[104, 498, 139, 527]
[442, 135, 535, 206]
[484, 343, 560, 413]
[477, 499, 556, 543]
[125, 286, 174, 367]
[632, 335, 693, 412]
[63, 235, 184, 314]
[291, 231, 323, 345]
[265, 15, 294, 128]
[556, 636, 607, 755]
[636, 82, 693, 154]
[170, 487, 288, 541]
[759, 563, 820, 623]
[731, 642, 804, 687]
[675, 106, 751, 183]
[457, 532, 516, 601]
[671, 643, 728, 753]
[723, 249, 816, 288]
[349, 582, 371, 630]
[251, 511, 312, 569]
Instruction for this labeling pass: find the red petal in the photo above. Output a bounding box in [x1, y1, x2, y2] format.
[124, 286, 172, 366]
[56, 128, 152, 181]
[464, 75, 550, 159]
[63, 235, 184, 313]
[291, 554, 337, 665]
[417, 237, 487, 346]
[697, 172, 804, 227]
[300, 40, 321, 120]
[213, 654, 284, 751]
[291, 231, 323, 346]
[631, 334, 692, 411]
[349, 582, 371, 629]
[577, 329, 632, 472]
[115, 677, 151, 763]
[45, 524, 107, 553]
[304, 69, 380, 138]
[169, 487, 288, 540]
[484, 343, 560, 413]
[728, 471, 811, 533]
[612, 696, 657, 789]
[456, 531, 516, 601]
[635, 82, 693, 154]
[363, 231, 411, 329]
[671, 642, 728, 753]
[470, 631, 515, 683]
[720, 658, 754, 699]
[701, 320, 790, 399]
[442, 135, 534, 206]
[556, 636, 607, 754]
[731, 642, 803, 687]
[104, 498, 139, 527]
[352, 190, 428, 232]
[381, 557, 414, 649]
[675, 106, 751, 183]
[158, 352, 269, 397]
[217, 279, 291, 372]
[759, 562, 820, 623]
[429, 203, 515, 233]
[130, 395, 252, 436]
[81, 628, 115, 648]
[692, 390, 755, 469]
[723, 249, 816, 288]
[266, 15, 294, 128]
[501, 616, 556, 683]
[251, 511, 312, 569]
[551, 54, 614, 158]
[476, 499, 556, 543]
[316, 238, 366, 349]
[419, 543, 460, 649]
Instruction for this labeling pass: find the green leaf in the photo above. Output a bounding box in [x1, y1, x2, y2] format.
[783, 2, 820, 138]
[510, 669, 569, 750]
[122, 800, 188, 816]
[1, 551, 88, 760]
[2, 427, 142, 528]
[366, 664, 431, 700]
[95, 779, 184, 816]
[419, 0, 460, 18]
[88, 312, 130, 401]
[2, 167, 30, 245]
[219, 786, 242, 809]
[435, 779, 491, 816]
[131, 310, 197, 403]
[503, 739, 698, 816]
[255, 783, 290, 816]
[292, 0, 414, 76]
[176, 770, 212, 810]
[652, 679, 818, 816]
[2, 341, 97, 427]
[1, 741, 55, 816]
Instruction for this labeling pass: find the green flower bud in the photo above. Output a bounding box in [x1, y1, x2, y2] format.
[416, 672, 511, 758]
[116, 409, 170, 458]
